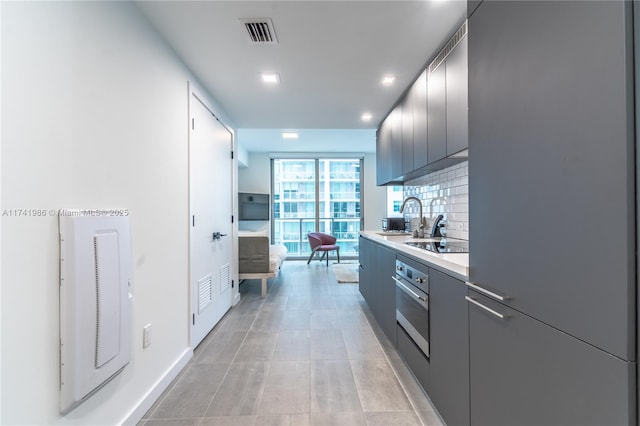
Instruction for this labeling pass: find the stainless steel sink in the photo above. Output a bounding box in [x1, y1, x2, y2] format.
[405, 240, 469, 253]
[376, 231, 411, 236]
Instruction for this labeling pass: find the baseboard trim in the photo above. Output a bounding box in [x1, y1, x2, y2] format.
[120, 347, 193, 425]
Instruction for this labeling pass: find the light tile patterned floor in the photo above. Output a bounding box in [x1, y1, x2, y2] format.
[139, 261, 444, 426]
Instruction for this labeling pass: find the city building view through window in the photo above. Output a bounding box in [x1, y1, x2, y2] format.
[272, 158, 362, 258]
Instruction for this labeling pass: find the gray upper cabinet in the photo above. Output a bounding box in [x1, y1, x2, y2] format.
[377, 104, 403, 185]
[401, 88, 414, 175]
[468, 0, 635, 360]
[377, 69, 427, 184]
[390, 105, 403, 181]
[445, 35, 468, 156]
[467, 0, 482, 17]
[375, 22, 468, 185]
[468, 291, 635, 426]
[412, 70, 428, 170]
[375, 117, 392, 186]
[427, 61, 446, 163]
[429, 26, 469, 162]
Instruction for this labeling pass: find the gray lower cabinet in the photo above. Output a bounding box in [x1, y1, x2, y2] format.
[395, 255, 431, 395]
[358, 236, 373, 303]
[468, 291, 636, 426]
[397, 323, 430, 394]
[358, 237, 396, 344]
[394, 256, 469, 425]
[429, 269, 469, 426]
[376, 244, 397, 344]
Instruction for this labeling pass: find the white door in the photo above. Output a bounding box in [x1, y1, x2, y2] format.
[189, 91, 233, 349]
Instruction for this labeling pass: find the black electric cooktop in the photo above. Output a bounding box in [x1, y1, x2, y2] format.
[405, 240, 469, 254]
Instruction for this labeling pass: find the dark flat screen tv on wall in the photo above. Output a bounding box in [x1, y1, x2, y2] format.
[239, 193, 270, 221]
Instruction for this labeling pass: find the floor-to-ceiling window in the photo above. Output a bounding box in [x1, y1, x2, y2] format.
[272, 157, 363, 258]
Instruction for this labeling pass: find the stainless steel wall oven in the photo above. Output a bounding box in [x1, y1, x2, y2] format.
[393, 258, 430, 357]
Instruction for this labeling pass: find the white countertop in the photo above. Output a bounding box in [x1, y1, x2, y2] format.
[359, 230, 469, 280]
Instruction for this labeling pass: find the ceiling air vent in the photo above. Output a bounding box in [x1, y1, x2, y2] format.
[429, 20, 467, 74]
[241, 18, 278, 44]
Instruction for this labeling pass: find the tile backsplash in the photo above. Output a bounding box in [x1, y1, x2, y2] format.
[403, 161, 469, 241]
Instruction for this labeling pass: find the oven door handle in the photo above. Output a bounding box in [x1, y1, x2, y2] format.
[392, 276, 427, 302]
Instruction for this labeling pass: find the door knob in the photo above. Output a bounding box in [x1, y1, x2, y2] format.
[212, 232, 228, 240]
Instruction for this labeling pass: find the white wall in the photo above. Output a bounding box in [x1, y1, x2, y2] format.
[363, 153, 387, 232]
[237, 152, 271, 233]
[237, 144, 249, 168]
[1, 2, 233, 424]
[238, 152, 272, 194]
[237, 152, 386, 233]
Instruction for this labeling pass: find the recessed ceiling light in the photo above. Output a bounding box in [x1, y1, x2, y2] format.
[382, 75, 396, 86]
[282, 132, 298, 139]
[261, 73, 280, 84]
[361, 113, 373, 122]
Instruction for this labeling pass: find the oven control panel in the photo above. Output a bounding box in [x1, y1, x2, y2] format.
[395, 259, 429, 294]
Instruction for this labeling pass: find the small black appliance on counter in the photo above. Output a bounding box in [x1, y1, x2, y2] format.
[382, 217, 406, 231]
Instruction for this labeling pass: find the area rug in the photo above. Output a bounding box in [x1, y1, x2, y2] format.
[332, 262, 359, 283]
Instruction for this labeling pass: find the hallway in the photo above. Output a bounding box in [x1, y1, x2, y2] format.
[139, 261, 443, 425]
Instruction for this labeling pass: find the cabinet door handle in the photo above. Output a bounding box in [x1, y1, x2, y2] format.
[465, 296, 505, 319]
[465, 281, 507, 301]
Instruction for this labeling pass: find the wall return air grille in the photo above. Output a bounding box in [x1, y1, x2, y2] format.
[198, 274, 213, 313]
[429, 20, 467, 74]
[241, 18, 278, 44]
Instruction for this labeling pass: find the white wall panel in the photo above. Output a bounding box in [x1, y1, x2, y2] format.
[1, 2, 233, 424]
[59, 214, 132, 414]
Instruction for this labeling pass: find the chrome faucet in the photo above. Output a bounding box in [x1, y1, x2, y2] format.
[400, 197, 427, 237]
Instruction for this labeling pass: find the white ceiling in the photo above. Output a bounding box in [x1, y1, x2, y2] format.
[237, 128, 377, 153]
[135, 0, 467, 152]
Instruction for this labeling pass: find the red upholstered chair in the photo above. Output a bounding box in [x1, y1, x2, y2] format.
[306, 232, 340, 266]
